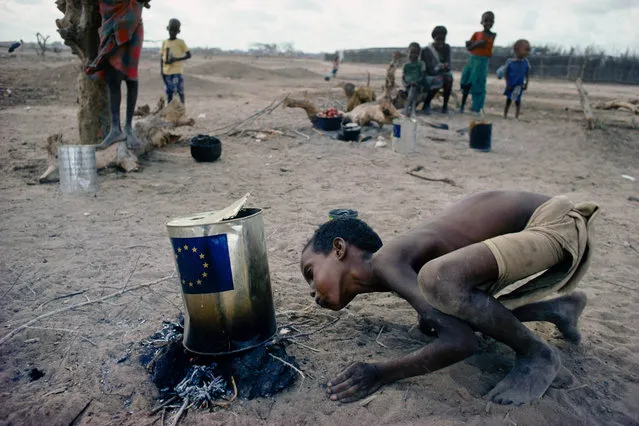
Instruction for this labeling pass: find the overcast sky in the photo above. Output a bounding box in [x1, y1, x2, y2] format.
[2, 0, 638, 54]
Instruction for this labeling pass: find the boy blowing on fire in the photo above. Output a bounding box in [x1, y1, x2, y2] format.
[301, 190, 598, 406]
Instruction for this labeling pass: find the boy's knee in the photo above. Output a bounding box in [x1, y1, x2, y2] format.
[418, 259, 466, 315]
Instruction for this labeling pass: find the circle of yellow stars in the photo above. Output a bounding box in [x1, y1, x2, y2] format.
[175, 243, 209, 288]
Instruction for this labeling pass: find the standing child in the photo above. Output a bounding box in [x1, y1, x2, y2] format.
[402, 42, 426, 117]
[161, 19, 191, 104]
[503, 39, 531, 119]
[331, 53, 340, 78]
[460, 11, 496, 114]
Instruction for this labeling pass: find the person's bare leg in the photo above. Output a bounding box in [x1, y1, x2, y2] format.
[511, 292, 587, 344]
[419, 243, 562, 406]
[460, 84, 470, 113]
[124, 79, 141, 149]
[504, 99, 512, 118]
[419, 292, 587, 343]
[442, 78, 452, 113]
[515, 101, 522, 119]
[97, 67, 125, 150]
[404, 85, 418, 117]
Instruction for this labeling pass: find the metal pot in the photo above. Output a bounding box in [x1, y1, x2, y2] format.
[166, 208, 277, 355]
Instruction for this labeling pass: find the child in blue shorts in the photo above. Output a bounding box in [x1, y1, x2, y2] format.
[503, 39, 531, 119]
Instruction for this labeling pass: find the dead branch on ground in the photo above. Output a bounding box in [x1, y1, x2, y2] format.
[211, 96, 288, 136]
[594, 99, 639, 115]
[0, 275, 174, 345]
[38, 98, 194, 182]
[285, 97, 400, 128]
[407, 166, 458, 187]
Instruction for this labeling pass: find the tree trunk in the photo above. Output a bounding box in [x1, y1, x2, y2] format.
[55, 0, 109, 145]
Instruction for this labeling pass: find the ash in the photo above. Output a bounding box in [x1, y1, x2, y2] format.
[140, 316, 299, 406]
[175, 365, 227, 407]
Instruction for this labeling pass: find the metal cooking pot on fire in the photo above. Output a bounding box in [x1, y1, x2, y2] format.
[166, 202, 277, 355]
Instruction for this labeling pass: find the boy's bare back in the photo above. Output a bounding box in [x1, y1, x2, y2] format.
[380, 191, 551, 267]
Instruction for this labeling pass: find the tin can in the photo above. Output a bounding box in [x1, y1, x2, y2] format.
[58, 145, 99, 194]
[166, 208, 277, 355]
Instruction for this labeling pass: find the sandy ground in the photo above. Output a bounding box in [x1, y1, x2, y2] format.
[0, 54, 638, 426]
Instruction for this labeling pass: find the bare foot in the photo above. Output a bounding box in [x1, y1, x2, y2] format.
[96, 128, 125, 150]
[125, 126, 141, 150]
[486, 340, 561, 405]
[552, 292, 587, 344]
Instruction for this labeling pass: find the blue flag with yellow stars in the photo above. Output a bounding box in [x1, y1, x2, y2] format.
[171, 234, 234, 294]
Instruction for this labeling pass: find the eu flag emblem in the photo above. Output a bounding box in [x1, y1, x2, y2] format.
[171, 234, 234, 294]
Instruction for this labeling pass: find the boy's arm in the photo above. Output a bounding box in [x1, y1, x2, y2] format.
[524, 61, 530, 89]
[327, 263, 477, 403]
[467, 33, 486, 51]
[170, 42, 191, 62]
[441, 44, 451, 69]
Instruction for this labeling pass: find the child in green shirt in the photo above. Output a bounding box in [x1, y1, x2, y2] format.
[402, 42, 426, 117]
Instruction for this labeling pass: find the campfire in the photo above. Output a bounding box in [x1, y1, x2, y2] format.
[140, 316, 300, 416]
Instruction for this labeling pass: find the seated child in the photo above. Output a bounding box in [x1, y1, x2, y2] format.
[402, 42, 426, 117]
[161, 18, 191, 104]
[301, 190, 598, 406]
[503, 39, 531, 119]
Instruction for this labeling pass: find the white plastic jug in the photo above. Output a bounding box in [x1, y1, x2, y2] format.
[392, 118, 417, 154]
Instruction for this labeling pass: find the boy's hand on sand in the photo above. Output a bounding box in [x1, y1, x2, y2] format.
[326, 362, 383, 403]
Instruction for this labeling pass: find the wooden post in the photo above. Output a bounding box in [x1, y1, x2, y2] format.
[575, 78, 595, 130]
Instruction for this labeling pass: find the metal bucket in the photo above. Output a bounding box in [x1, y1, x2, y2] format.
[392, 118, 417, 154]
[166, 208, 277, 355]
[58, 145, 99, 194]
[469, 120, 492, 152]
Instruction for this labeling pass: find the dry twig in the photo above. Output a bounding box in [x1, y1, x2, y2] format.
[0, 275, 174, 345]
[170, 396, 189, 426]
[269, 353, 305, 378]
[212, 376, 238, 408]
[407, 166, 457, 187]
[212, 97, 288, 136]
[375, 326, 387, 348]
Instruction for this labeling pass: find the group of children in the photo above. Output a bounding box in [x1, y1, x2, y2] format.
[402, 11, 531, 119]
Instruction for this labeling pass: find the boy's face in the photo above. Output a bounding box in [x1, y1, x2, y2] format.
[300, 244, 357, 311]
[433, 34, 446, 46]
[516, 42, 531, 58]
[168, 27, 180, 39]
[481, 14, 494, 30]
[408, 48, 420, 62]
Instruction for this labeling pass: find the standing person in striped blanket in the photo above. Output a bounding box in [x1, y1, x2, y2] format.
[86, 0, 150, 150]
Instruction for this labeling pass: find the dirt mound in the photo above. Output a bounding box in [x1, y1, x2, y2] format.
[272, 67, 320, 79]
[188, 61, 319, 81]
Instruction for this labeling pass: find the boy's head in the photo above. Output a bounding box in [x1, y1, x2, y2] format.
[167, 18, 181, 39]
[481, 11, 495, 30]
[514, 39, 531, 59]
[300, 218, 382, 311]
[408, 42, 421, 62]
[432, 26, 448, 45]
